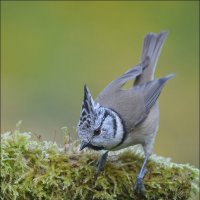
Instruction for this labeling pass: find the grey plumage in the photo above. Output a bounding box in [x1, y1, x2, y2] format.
[96, 32, 171, 136]
[77, 31, 174, 195]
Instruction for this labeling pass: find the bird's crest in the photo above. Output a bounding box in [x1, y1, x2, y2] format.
[78, 85, 96, 130]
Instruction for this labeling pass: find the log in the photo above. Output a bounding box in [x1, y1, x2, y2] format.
[1, 127, 199, 200]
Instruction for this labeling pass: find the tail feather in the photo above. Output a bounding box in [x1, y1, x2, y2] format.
[134, 31, 168, 85]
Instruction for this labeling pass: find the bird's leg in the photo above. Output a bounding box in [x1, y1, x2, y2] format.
[95, 151, 109, 177]
[134, 155, 150, 195]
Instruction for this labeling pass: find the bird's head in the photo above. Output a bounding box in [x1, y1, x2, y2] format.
[77, 85, 124, 151]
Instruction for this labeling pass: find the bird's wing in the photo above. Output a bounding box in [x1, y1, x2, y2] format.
[96, 57, 149, 102]
[96, 86, 146, 132]
[96, 57, 149, 100]
[142, 74, 175, 114]
[95, 57, 148, 131]
[96, 74, 174, 132]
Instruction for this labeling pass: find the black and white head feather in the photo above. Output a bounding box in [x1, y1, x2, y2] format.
[78, 85, 96, 131]
[77, 85, 125, 150]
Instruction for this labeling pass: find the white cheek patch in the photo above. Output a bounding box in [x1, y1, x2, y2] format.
[100, 110, 124, 149]
[90, 108, 124, 150]
[102, 116, 114, 136]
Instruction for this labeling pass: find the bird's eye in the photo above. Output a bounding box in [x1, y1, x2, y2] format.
[94, 128, 101, 136]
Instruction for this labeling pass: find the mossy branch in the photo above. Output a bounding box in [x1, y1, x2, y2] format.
[1, 127, 199, 200]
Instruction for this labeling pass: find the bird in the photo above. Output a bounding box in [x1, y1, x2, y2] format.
[76, 31, 174, 195]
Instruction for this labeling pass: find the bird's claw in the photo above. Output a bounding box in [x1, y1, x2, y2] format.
[94, 160, 102, 180]
[95, 167, 100, 178]
[134, 177, 145, 195]
[94, 151, 108, 178]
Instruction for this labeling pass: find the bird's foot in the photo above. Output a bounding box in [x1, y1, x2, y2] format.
[94, 160, 105, 181]
[94, 151, 108, 179]
[95, 160, 101, 177]
[134, 176, 145, 195]
[134, 168, 148, 195]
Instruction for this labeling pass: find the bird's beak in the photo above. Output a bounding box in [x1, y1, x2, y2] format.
[79, 140, 89, 151]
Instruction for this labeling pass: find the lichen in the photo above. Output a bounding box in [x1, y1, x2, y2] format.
[1, 127, 199, 200]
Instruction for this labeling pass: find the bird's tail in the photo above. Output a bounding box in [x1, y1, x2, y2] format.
[134, 31, 168, 85]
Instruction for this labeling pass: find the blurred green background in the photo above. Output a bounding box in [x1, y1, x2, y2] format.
[1, 1, 199, 168]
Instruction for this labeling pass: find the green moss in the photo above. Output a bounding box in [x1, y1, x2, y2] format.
[1, 127, 199, 200]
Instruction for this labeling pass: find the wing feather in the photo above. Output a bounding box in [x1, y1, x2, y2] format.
[143, 74, 175, 114]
